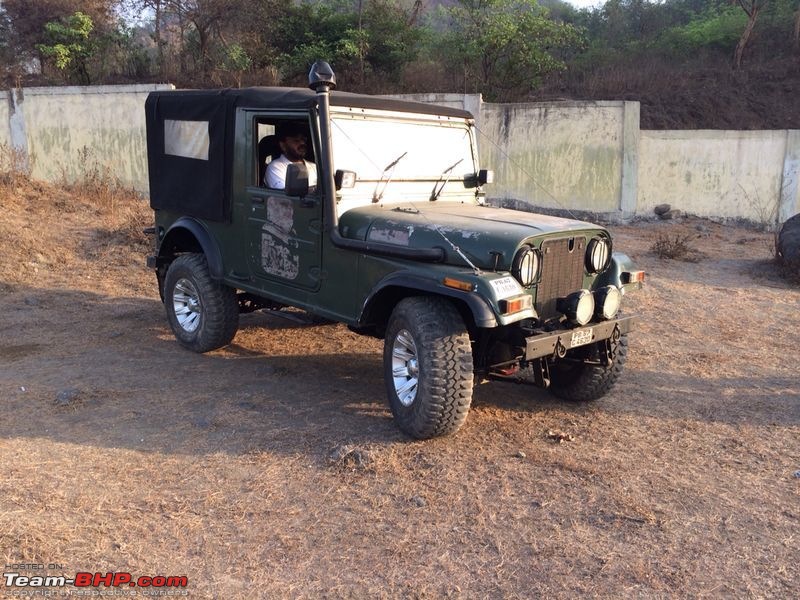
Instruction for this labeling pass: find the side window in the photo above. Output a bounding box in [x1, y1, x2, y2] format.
[255, 117, 317, 191]
[255, 121, 276, 187]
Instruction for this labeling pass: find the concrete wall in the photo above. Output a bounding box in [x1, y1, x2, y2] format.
[2, 84, 173, 192]
[3, 85, 799, 224]
[638, 130, 792, 223]
[397, 92, 800, 225]
[478, 101, 628, 214]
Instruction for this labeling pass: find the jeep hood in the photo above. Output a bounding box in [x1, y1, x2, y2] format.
[337, 203, 606, 270]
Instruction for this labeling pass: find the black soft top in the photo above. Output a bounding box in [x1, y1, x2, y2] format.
[148, 86, 473, 119]
[145, 87, 472, 222]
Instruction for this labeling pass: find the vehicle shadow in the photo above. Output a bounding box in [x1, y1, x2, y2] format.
[1, 284, 797, 464]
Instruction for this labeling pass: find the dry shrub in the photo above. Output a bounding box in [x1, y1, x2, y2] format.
[62, 146, 137, 225]
[650, 233, 701, 262]
[0, 143, 31, 188]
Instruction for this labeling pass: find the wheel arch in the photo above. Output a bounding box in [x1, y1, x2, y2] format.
[359, 274, 497, 338]
[158, 218, 224, 280]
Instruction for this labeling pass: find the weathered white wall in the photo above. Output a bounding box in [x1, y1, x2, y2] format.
[3, 85, 799, 224]
[638, 130, 791, 223]
[393, 93, 628, 214]
[397, 92, 800, 225]
[479, 101, 627, 214]
[10, 84, 173, 192]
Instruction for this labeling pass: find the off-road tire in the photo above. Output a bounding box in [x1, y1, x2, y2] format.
[383, 297, 474, 439]
[777, 213, 800, 270]
[163, 253, 239, 353]
[548, 334, 628, 402]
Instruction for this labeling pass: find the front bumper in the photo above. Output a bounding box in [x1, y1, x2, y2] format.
[524, 315, 636, 361]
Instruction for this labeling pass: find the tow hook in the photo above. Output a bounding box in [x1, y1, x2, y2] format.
[602, 325, 621, 366]
[554, 338, 567, 359]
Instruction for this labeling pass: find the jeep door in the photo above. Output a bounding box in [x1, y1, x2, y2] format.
[245, 113, 322, 292]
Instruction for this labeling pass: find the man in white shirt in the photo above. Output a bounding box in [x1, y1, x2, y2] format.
[264, 122, 318, 190]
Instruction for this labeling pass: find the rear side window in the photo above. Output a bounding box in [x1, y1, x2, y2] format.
[164, 119, 209, 161]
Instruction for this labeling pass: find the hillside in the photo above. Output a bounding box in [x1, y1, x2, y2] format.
[539, 57, 800, 130]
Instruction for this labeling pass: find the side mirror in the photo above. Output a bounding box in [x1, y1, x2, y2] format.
[334, 169, 357, 190]
[464, 169, 495, 189]
[286, 163, 309, 197]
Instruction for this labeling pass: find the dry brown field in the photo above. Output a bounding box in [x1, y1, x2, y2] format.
[1, 180, 798, 598]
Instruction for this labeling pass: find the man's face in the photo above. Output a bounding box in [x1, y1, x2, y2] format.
[280, 133, 308, 162]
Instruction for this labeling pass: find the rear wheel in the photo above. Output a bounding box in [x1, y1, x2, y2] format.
[163, 253, 239, 352]
[383, 297, 474, 439]
[548, 334, 628, 401]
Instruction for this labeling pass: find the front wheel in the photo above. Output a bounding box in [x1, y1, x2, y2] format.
[383, 297, 474, 439]
[548, 334, 628, 401]
[163, 253, 239, 353]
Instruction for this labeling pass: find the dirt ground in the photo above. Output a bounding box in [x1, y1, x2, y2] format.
[1, 181, 798, 599]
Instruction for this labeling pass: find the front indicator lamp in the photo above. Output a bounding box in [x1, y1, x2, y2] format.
[443, 277, 474, 292]
[499, 294, 533, 315]
[621, 270, 646, 284]
[557, 290, 595, 325]
[594, 285, 622, 320]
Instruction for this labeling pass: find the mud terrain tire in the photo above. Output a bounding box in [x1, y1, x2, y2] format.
[548, 334, 628, 402]
[383, 297, 473, 439]
[777, 213, 800, 274]
[164, 253, 239, 353]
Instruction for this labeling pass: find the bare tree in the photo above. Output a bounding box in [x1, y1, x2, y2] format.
[734, 0, 766, 69]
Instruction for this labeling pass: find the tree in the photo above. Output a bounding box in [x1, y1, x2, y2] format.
[3, 0, 113, 68]
[734, 0, 767, 68]
[36, 11, 96, 83]
[437, 0, 585, 100]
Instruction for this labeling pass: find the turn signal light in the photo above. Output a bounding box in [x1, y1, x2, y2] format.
[499, 295, 533, 315]
[443, 277, 474, 292]
[621, 270, 646, 284]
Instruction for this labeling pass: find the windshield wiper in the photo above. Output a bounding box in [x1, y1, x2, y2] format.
[429, 158, 464, 202]
[372, 151, 408, 203]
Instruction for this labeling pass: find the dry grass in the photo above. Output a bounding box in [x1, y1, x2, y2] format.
[0, 177, 798, 598]
[649, 232, 703, 262]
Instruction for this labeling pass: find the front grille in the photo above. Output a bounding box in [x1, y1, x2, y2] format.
[535, 237, 586, 320]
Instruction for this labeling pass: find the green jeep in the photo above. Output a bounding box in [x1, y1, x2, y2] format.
[145, 61, 643, 439]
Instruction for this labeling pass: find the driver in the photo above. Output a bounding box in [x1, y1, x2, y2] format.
[264, 122, 318, 190]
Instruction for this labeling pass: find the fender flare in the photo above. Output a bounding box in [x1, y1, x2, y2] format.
[159, 217, 224, 280]
[595, 252, 636, 289]
[359, 272, 497, 329]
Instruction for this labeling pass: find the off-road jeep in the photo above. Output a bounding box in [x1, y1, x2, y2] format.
[145, 61, 644, 439]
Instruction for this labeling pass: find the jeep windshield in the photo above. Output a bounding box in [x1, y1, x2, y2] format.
[330, 109, 478, 213]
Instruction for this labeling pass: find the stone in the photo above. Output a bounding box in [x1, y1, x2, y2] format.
[653, 204, 671, 216]
[659, 209, 682, 220]
[55, 388, 80, 406]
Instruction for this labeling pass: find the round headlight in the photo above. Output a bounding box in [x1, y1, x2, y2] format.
[557, 289, 595, 326]
[512, 245, 541, 287]
[586, 237, 612, 273]
[595, 285, 622, 320]
[575, 291, 595, 325]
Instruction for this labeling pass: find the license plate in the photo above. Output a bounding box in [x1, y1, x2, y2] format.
[570, 328, 594, 348]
